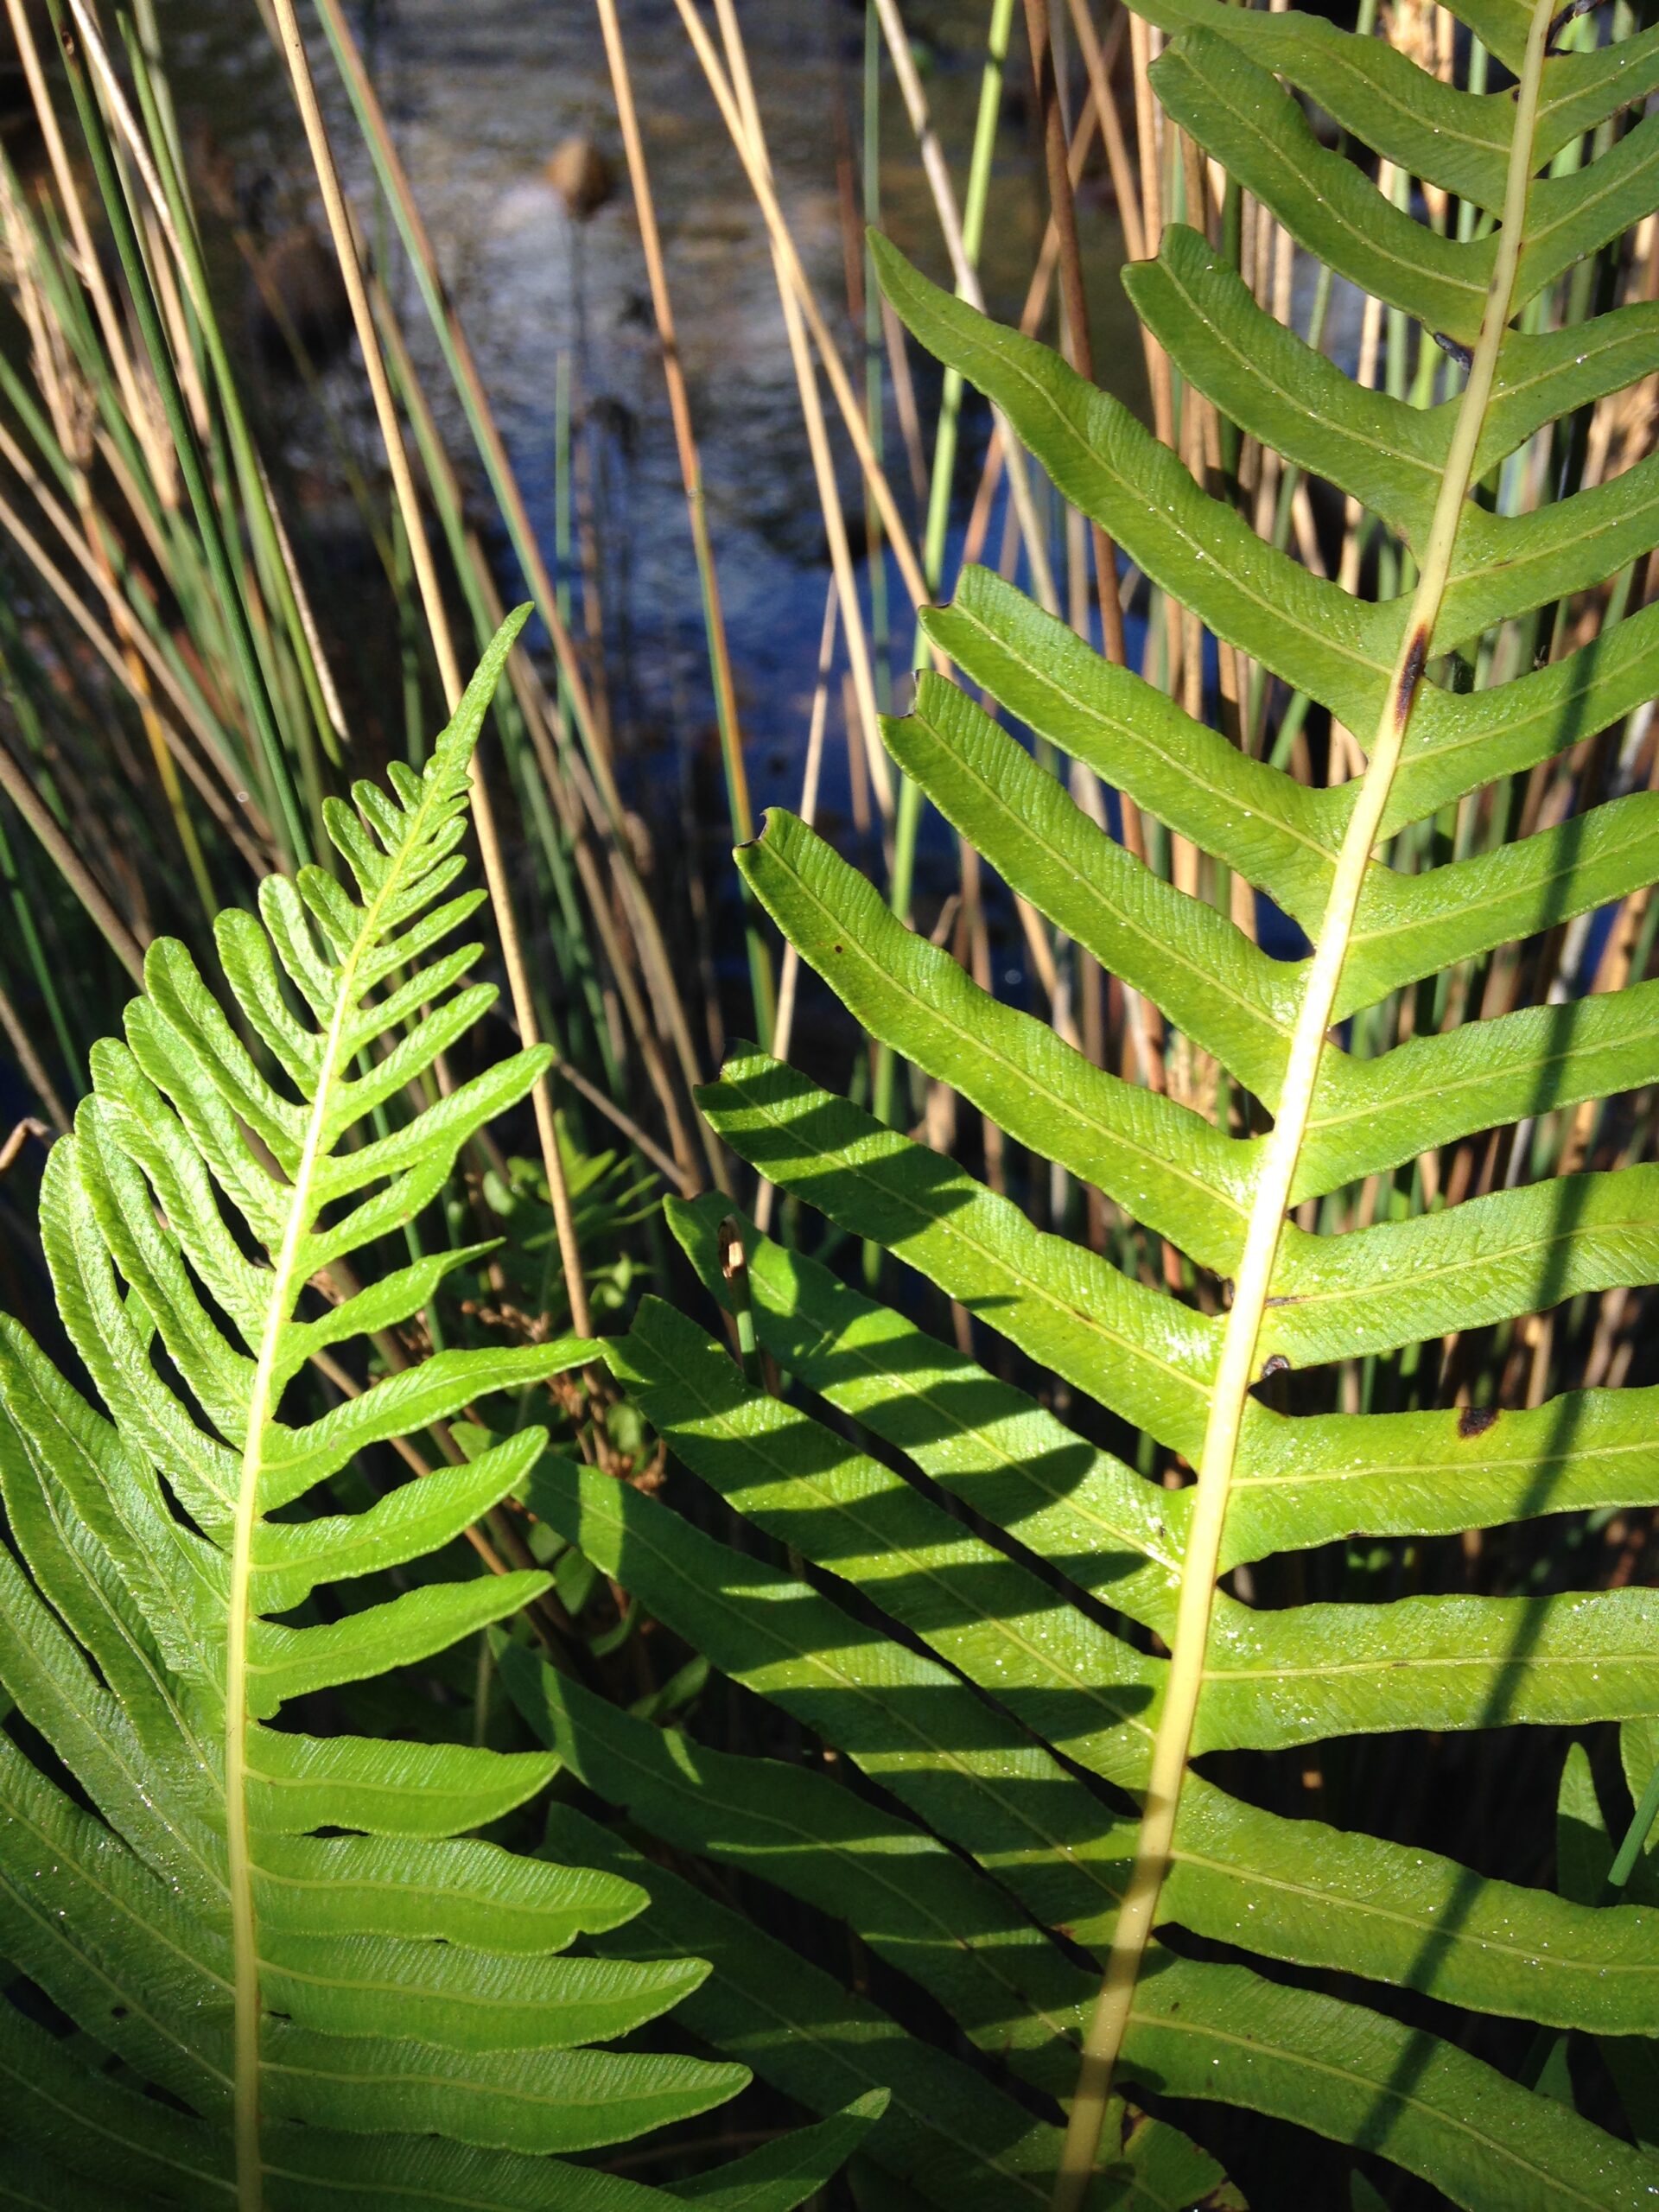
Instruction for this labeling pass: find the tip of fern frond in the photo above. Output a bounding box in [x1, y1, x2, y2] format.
[431, 610, 534, 774]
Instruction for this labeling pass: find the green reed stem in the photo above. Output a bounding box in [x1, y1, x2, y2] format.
[888, 0, 1016, 936]
[863, 3, 893, 717]
[876, 0, 1014, 1154]
[120, 10, 342, 785]
[45, 0, 309, 865]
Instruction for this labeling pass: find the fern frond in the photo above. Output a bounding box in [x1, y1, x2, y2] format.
[0, 615, 878, 2209]
[522, 3, 1659, 2205]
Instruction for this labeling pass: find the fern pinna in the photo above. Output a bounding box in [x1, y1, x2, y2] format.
[0, 615, 878, 2209]
[505, 3, 1659, 2208]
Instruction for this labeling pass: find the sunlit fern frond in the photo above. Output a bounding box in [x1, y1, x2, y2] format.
[501, 5, 1659, 2205]
[0, 611, 880, 2209]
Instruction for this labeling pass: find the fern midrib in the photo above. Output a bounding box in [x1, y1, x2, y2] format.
[1527, 111, 1659, 259]
[1487, 310, 1659, 427]
[1051, 3, 1559, 2202]
[1210, 1618, 1659, 1688]
[1452, 448, 1659, 595]
[1344, 812, 1659, 969]
[1304, 1020, 1641, 1142]
[1283, 37, 1501, 165]
[1231, 1448, 1618, 1491]
[1400, 618, 1659, 791]
[1166, 1841, 1656, 1977]
[225, 809, 444, 2211]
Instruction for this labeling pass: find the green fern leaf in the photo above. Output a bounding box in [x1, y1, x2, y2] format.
[528, 3, 1659, 2205]
[0, 615, 880, 2209]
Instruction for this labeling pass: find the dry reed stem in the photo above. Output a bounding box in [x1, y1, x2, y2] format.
[670, 0, 939, 633]
[1025, 0, 1128, 663]
[710, 0, 890, 823]
[0, 980, 68, 1129]
[0, 721, 146, 982]
[312, 0, 716, 1185]
[1025, 0, 1173, 1146]
[0, 1115, 51, 1169]
[874, 0, 1058, 608]
[254, 448, 350, 757]
[266, 0, 593, 1339]
[5, 0, 162, 479]
[1128, 10, 1174, 451]
[755, 582, 839, 1237]
[880, 291, 931, 505]
[0, 464, 266, 870]
[594, 0, 750, 839]
[311, 0, 622, 821]
[1065, 0, 1143, 262]
[368, 317, 702, 1189]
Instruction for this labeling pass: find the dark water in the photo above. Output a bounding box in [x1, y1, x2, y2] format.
[170, 0, 1142, 839]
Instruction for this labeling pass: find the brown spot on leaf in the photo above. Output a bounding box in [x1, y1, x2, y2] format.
[1431, 332, 1473, 372]
[1259, 1354, 1290, 1381]
[1548, 0, 1598, 51]
[1459, 1403, 1500, 1439]
[1395, 626, 1430, 729]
